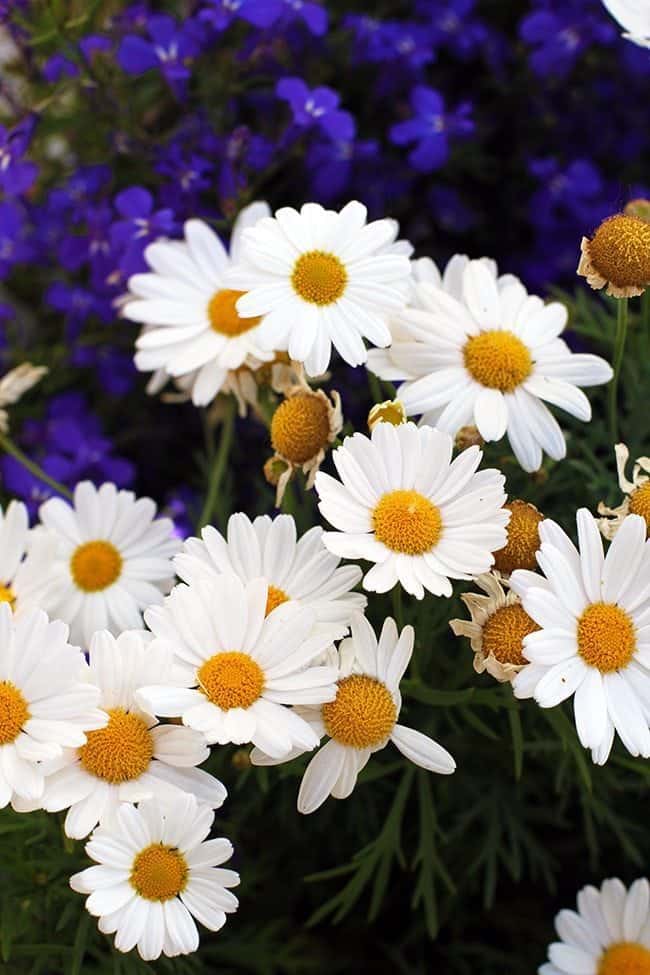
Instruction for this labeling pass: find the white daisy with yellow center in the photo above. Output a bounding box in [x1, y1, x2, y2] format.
[251, 614, 455, 814]
[0, 603, 106, 811]
[314, 421, 509, 600]
[598, 443, 650, 540]
[41, 630, 226, 839]
[70, 795, 239, 961]
[175, 512, 365, 634]
[541, 876, 650, 975]
[367, 259, 613, 473]
[511, 509, 650, 765]
[228, 200, 412, 376]
[0, 499, 61, 614]
[123, 201, 274, 407]
[136, 574, 341, 758]
[30, 481, 180, 648]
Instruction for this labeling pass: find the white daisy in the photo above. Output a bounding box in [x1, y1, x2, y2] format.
[367, 259, 613, 472]
[511, 508, 650, 765]
[251, 614, 456, 814]
[29, 481, 180, 648]
[136, 574, 340, 758]
[70, 794, 239, 961]
[41, 629, 226, 839]
[0, 499, 61, 613]
[123, 201, 274, 407]
[0, 603, 105, 811]
[228, 200, 412, 376]
[598, 442, 650, 540]
[540, 876, 650, 975]
[601, 0, 650, 48]
[175, 512, 365, 633]
[314, 421, 509, 600]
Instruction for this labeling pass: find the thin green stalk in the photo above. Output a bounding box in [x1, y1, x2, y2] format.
[392, 585, 404, 629]
[198, 398, 236, 530]
[0, 435, 72, 500]
[368, 371, 383, 406]
[608, 297, 629, 443]
[641, 289, 650, 361]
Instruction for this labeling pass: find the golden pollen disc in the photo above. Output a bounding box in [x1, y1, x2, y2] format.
[629, 482, 650, 533]
[70, 540, 122, 592]
[598, 941, 650, 975]
[589, 214, 650, 289]
[577, 602, 636, 673]
[368, 399, 407, 431]
[0, 585, 15, 609]
[265, 584, 289, 616]
[197, 651, 264, 710]
[0, 681, 29, 745]
[130, 843, 188, 902]
[463, 329, 533, 393]
[290, 250, 347, 306]
[373, 489, 442, 555]
[208, 288, 261, 336]
[323, 674, 397, 749]
[493, 500, 544, 575]
[79, 708, 154, 783]
[481, 604, 540, 666]
[270, 393, 330, 464]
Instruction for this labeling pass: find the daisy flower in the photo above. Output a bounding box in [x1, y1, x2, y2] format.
[367, 399, 408, 431]
[492, 499, 545, 577]
[251, 614, 456, 814]
[367, 259, 613, 473]
[70, 795, 239, 961]
[0, 500, 61, 613]
[175, 512, 365, 632]
[598, 443, 650, 539]
[30, 481, 180, 647]
[450, 572, 539, 683]
[0, 362, 47, 433]
[540, 876, 650, 975]
[578, 212, 650, 298]
[0, 604, 105, 811]
[511, 508, 650, 765]
[136, 574, 340, 758]
[228, 200, 412, 376]
[601, 0, 650, 48]
[314, 421, 509, 600]
[41, 629, 226, 839]
[123, 201, 274, 407]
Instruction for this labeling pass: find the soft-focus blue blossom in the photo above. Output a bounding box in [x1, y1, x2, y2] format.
[42, 53, 79, 82]
[276, 77, 355, 142]
[306, 134, 379, 202]
[109, 187, 176, 277]
[279, 0, 327, 36]
[0, 118, 37, 196]
[0, 201, 30, 278]
[117, 14, 202, 91]
[199, 0, 282, 31]
[520, 2, 616, 77]
[390, 86, 473, 172]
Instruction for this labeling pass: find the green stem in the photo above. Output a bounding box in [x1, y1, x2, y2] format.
[368, 371, 383, 406]
[198, 399, 235, 530]
[641, 290, 650, 362]
[391, 585, 404, 629]
[608, 297, 629, 443]
[0, 435, 73, 500]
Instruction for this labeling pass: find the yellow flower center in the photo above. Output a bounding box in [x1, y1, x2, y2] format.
[197, 651, 264, 710]
[629, 482, 650, 533]
[323, 675, 397, 749]
[0, 585, 15, 609]
[270, 393, 331, 464]
[70, 540, 122, 592]
[368, 399, 407, 431]
[463, 329, 533, 392]
[291, 250, 347, 305]
[208, 288, 261, 336]
[0, 680, 29, 745]
[130, 843, 188, 902]
[589, 214, 650, 289]
[481, 603, 540, 666]
[493, 500, 544, 575]
[577, 603, 636, 673]
[372, 489, 442, 555]
[265, 585, 289, 616]
[598, 942, 650, 975]
[79, 708, 154, 783]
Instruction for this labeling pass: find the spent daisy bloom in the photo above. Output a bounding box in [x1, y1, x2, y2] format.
[30, 481, 180, 648]
[367, 398, 408, 431]
[578, 212, 650, 298]
[511, 508, 650, 765]
[0, 500, 62, 613]
[367, 259, 613, 473]
[228, 200, 412, 376]
[251, 614, 456, 814]
[0, 362, 47, 433]
[136, 574, 340, 758]
[492, 499, 545, 577]
[123, 201, 274, 407]
[314, 421, 509, 600]
[540, 876, 650, 975]
[601, 0, 650, 48]
[450, 572, 539, 683]
[0, 604, 105, 811]
[175, 512, 365, 632]
[598, 443, 650, 540]
[70, 795, 239, 961]
[41, 629, 226, 839]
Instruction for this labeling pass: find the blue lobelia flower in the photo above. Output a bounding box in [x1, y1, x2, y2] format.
[390, 85, 474, 173]
[276, 77, 355, 142]
[0, 118, 38, 196]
